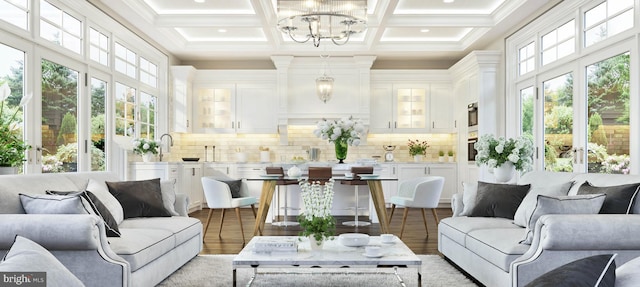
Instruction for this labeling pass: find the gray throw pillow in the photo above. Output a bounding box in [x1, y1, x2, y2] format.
[19, 194, 90, 214]
[219, 179, 243, 198]
[525, 254, 616, 287]
[0, 236, 84, 287]
[86, 178, 125, 224]
[577, 181, 640, 214]
[106, 178, 171, 219]
[521, 194, 606, 245]
[160, 179, 179, 216]
[46, 190, 121, 237]
[513, 181, 573, 227]
[468, 181, 530, 219]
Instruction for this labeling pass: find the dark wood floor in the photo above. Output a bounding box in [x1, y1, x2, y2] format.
[190, 207, 453, 255]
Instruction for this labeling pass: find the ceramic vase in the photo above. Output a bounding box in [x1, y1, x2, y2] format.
[308, 235, 324, 252]
[413, 155, 423, 162]
[334, 141, 348, 164]
[142, 152, 154, 162]
[494, 161, 515, 182]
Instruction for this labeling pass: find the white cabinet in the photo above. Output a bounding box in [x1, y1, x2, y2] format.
[396, 163, 457, 205]
[181, 163, 203, 212]
[203, 163, 231, 177]
[129, 163, 180, 181]
[192, 83, 277, 134]
[370, 83, 453, 133]
[233, 164, 268, 199]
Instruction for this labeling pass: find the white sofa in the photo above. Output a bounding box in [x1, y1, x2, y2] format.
[0, 172, 203, 287]
[438, 171, 640, 287]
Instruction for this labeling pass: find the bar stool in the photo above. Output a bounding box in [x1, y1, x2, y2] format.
[340, 166, 374, 227]
[308, 167, 332, 184]
[265, 167, 299, 227]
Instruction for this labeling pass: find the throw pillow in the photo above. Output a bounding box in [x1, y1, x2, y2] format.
[616, 255, 640, 287]
[459, 181, 478, 216]
[219, 179, 243, 198]
[0, 235, 84, 287]
[86, 178, 125, 224]
[160, 179, 179, 216]
[106, 178, 171, 219]
[468, 181, 530, 219]
[521, 194, 606, 245]
[19, 194, 89, 214]
[577, 181, 640, 214]
[525, 254, 616, 287]
[46, 190, 121, 237]
[513, 181, 573, 227]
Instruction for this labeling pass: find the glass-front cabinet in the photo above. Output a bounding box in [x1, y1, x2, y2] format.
[194, 86, 234, 131]
[395, 87, 427, 130]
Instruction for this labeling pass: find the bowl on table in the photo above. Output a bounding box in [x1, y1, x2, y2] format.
[339, 233, 370, 247]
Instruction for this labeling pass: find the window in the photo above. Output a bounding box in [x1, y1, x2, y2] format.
[584, 0, 634, 47]
[139, 92, 156, 138]
[140, 57, 157, 88]
[39, 0, 82, 54]
[115, 82, 135, 137]
[114, 42, 136, 78]
[520, 86, 534, 136]
[89, 28, 109, 66]
[0, 43, 26, 173]
[518, 42, 535, 75]
[0, 0, 29, 30]
[541, 20, 575, 66]
[90, 78, 106, 171]
[543, 73, 573, 172]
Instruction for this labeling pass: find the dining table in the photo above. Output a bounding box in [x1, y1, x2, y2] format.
[246, 176, 398, 235]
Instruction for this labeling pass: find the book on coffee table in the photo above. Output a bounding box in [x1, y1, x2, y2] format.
[253, 237, 298, 253]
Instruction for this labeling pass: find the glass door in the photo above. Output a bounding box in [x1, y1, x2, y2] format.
[541, 72, 576, 172]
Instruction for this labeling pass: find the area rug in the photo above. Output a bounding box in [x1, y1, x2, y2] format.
[157, 254, 477, 286]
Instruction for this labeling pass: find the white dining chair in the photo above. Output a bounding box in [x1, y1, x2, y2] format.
[388, 176, 445, 239]
[201, 176, 258, 244]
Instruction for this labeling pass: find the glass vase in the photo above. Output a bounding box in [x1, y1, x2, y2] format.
[334, 141, 348, 163]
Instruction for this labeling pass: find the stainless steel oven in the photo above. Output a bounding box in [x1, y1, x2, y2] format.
[468, 102, 478, 128]
[468, 137, 478, 162]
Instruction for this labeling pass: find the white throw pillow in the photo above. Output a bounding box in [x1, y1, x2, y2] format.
[160, 179, 179, 216]
[459, 181, 478, 216]
[513, 181, 573, 227]
[86, 178, 125, 224]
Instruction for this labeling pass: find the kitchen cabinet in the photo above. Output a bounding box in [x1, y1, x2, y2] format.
[181, 163, 204, 212]
[370, 83, 453, 133]
[203, 163, 231, 177]
[233, 164, 269, 199]
[396, 163, 457, 205]
[192, 83, 277, 134]
[129, 162, 180, 182]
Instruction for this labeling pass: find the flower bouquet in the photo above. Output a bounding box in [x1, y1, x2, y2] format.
[474, 134, 534, 172]
[408, 139, 429, 156]
[313, 116, 365, 163]
[298, 179, 336, 247]
[132, 138, 160, 162]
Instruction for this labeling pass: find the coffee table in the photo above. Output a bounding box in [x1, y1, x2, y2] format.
[232, 236, 422, 287]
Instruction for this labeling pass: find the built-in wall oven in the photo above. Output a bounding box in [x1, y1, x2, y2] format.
[468, 102, 478, 128]
[468, 133, 478, 162]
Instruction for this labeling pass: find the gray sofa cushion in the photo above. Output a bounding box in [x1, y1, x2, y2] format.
[466, 228, 529, 272]
[46, 190, 122, 237]
[19, 194, 89, 214]
[439, 216, 518, 247]
[513, 181, 573, 227]
[106, 178, 171, 219]
[469, 182, 530, 219]
[0, 236, 84, 287]
[118, 217, 202, 246]
[577, 181, 640, 214]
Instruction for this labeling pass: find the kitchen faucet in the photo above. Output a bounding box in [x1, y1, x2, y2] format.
[159, 133, 174, 162]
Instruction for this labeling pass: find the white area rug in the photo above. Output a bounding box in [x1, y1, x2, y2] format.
[157, 254, 477, 287]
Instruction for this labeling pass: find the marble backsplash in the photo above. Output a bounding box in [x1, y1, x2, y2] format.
[159, 126, 457, 163]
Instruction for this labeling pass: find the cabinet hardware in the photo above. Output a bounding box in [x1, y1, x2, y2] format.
[232, 122, 234, 128]
[393, 167, 396, 174]
[388, 122, 391, 129]
[238, 121, 240, 129]
[454, 120, 457, 128]
[192, 168, 195, 176]
[84, 140, 88, 153]
[187, 120, 189, 128]
[394, 122, 397, 128]
[432, 122, 434, 129]
[424, 167, 427, 174]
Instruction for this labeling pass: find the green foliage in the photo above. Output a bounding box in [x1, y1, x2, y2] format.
[408, 139, 429, 156]
[55, 142, 77, 163]
[298, 215, 336, 242]
[587, 142, 608, 164]
[448, 150, 454, 156]
[91, 114, 105, 136]
[438, 150, 445, 156]
[587, 53, 630, 125]
[588, 112, 602, 137]
[56, 112, 77, 145]
[521, 94, 534, 136]
[544, 106, 573, 134]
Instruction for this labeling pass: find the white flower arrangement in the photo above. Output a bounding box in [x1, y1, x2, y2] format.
[298, 179, 336, 243]
[313, 116, 365, 146]
[474, 134, 534, 172]
[132, 138, 160, 155]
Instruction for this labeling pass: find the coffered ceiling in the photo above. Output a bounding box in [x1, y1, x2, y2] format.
[95, 0, 553, 62]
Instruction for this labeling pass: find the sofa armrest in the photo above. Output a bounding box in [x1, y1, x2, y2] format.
[174, 192, 190, 216]
[450, 192, 463, 217]
[511, 214, 640, 286]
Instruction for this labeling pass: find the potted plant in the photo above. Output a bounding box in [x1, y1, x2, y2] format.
[475, 134, 534, 182]
[408, 139, 429, 162]
[132, 138, 160, 162]
[448, 150, 455, 162]
[298, 179, 336, 251]
[313, 116, 365, 163]
[438, 150, 445, 162]
[0, 83, 30, 173]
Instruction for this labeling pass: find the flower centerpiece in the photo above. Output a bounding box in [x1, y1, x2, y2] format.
[298, 179, 336, 250]
[313, 116, 365, 163]
[0, 83, 30, 171]
[474, 134, 534, 181]
[408, 139, 429, 162]
[132, 138, 160, 162]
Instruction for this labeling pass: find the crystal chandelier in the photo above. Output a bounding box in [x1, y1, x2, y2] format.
[277, 0, 367, 47]
[316, 55, 333, 103]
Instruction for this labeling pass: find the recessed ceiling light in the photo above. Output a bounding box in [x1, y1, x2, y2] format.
[443, 0, 454, 3]
[420, 29, 430, 33]
[218, 29, 227, 33]
[194, 0, 205, 3]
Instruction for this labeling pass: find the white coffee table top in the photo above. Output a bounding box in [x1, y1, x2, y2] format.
[233, 236, 421, 268]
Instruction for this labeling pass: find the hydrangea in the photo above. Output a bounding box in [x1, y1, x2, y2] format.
[313, 116, 365, 146]
[132, 138, 160, 155]
[474, 134, 534, 172]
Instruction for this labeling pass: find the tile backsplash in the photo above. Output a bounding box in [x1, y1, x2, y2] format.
[160, 126, 457, 163]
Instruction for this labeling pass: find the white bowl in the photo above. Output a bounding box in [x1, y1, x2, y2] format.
[339, 233, 370, 247]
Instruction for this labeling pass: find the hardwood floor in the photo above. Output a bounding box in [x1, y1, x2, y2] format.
[190, 207, 453, 255]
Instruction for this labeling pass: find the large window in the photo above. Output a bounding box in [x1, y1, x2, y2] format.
[0, 0, 29, 30]
[0, 43, 26, 172]
[115, 42, 136, 78]
[39, 0, 82, 54]
[89, 28, 109, 66]
[584, 0, 634, 47]
[518, 42, 535, 75]
[91, 78, 106, 171]
[541, 20, 575, 66]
